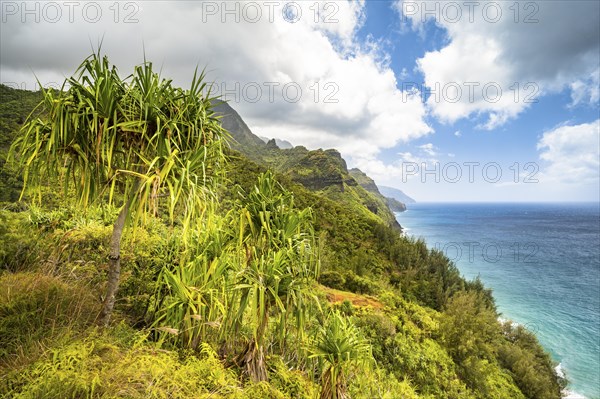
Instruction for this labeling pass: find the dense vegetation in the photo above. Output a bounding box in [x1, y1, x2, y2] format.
[0, 84, 42, 202]
[0, 55, 566, 399]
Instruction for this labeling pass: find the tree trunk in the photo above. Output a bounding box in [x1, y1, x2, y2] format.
[236, 339, 268, 382]
[98, 200, 130, 327]
[235, 308, 270, 382]
[320, 366, 347, 399]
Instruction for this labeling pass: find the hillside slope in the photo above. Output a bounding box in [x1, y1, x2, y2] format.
[0, 83, 565, 399]
[0, 85, 42, 202]
[215, 101, 402, 229]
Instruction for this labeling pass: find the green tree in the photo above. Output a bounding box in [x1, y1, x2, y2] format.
[439, 290, 501, 393]
[309, 311, 371, 399]
[498, 323, 565, 399]
[231, 171, 319, 381]
[9, 52, 227, 326]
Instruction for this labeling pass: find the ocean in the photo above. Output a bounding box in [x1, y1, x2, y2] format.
[395, 203, 600, 399]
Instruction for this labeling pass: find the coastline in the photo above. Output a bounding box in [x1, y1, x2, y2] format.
[557, 365, 587, 399]
[562, 391, 587, 399]
[499, 318, 587, 399]
[396, 203, 599, 399]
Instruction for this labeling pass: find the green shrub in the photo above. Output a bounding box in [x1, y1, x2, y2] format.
[318, 270, 346, 290]
[117, 224, 177, 325]
[353, 312, 395, 367]
[3, 335, 243, 399]
[27, 205, 74, 231]
[348, 368, 420, 399]
[343, 273, 377, 295]
[268, 356, 318, 399]
[498, 323, 565, 399]
[241, 382, 286, 399]
[336, 299, 355, 316]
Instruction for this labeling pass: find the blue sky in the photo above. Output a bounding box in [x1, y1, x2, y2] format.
[352, 1, 599, 201]
[1, 0, 598, 201]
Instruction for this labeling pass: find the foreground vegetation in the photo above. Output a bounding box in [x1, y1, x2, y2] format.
[0, 55, 565, 398]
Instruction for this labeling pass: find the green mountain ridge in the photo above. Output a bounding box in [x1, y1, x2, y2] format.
[214, 101, 404, 229]
[212, 100, 267, 158]
[259, 136, 294, 149]
[0, 80, 566, 399]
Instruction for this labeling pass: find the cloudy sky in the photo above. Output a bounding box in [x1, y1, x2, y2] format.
[1, 0, 599, 201]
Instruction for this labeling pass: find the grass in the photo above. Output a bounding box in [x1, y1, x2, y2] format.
[0, 272, 99, 372]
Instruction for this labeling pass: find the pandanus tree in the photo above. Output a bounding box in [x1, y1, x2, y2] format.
[9, 52, 227, 326]
[309, 311, 371, 399]
[230, 171, 320, 381]
[152, 209, 234, 349]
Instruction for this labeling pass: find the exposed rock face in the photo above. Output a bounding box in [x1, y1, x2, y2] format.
[386, 197, 407, 212]
[349, 168, 380, 194]
[259, 136, 293, 149]
[266, 138, 279, 150]
[345, 178, 358, 187]
[287, 149, 347, 191]
[347, 172, 410, 213]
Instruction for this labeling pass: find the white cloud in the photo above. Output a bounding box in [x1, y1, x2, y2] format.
[537, 120, 600, 183]
[354, 142, 442, 187]
[570, 68, 600, 107]
[418, 143, 437, 156]
[1, 0, 431, 161]
[454, 130, 461, 137]
[397, 0, 600, 129]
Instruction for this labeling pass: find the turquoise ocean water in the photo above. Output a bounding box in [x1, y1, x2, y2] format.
[395, 203, 600, 398]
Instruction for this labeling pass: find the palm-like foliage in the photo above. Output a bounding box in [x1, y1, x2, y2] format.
[152, 210, 233, 349]
[309, 311, 372, 399]
[9, 52, 227, 326]
[148, 171, 320, 381]
[230, 171, 320, 381]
